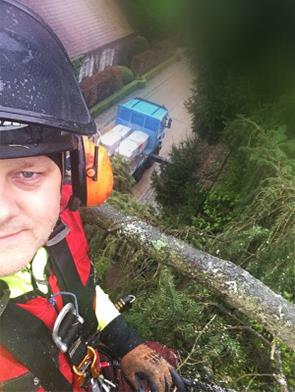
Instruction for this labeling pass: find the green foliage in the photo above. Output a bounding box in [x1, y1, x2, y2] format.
[153, 274, 288, 391]
[90, 79, 142, 118]
[210, 118, 295, 296]
[131, 49, 158, 76]
[111, 155, 135, 194]
[143, 54, 178, 81]
[125, 267, 205, 347]
[84, 183, 295, 390]
[150, 49, 295, 391]
[89, 0, 295, 376]
[128, 36, 149, 62]
[80, 66, 123, 108]
[121, 0, 183, 41]
[186, 0, 295, 143]
[185, 75, 260, 143]
[152, 137, 202, 222]
[189, 188, 238, 249]
[114, 65, 134, 85]
[167, 5, 295, 296]
[109, 191, 161, 228]
[153, 40, 175, 58]
[71, 55, 85, 79]
[92, 236, 119, 283]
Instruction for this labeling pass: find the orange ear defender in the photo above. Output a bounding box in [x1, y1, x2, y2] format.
[70, 136, 113, 209]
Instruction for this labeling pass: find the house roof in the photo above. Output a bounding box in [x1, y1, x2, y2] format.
[19, 0, 133, 58]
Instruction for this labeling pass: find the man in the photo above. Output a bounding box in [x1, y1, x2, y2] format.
[0, 1, 185, 391]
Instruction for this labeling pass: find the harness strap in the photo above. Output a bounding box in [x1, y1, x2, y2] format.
[1, 371, 40, 392]
[0, 219, 98, 390]
[46, 232, 98, 335]
[0, 301, 72, 391]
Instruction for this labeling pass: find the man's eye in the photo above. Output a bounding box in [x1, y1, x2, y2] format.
[18, 171, 39, 180]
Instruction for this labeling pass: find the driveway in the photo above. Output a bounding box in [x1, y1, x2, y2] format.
[94, 59, 193, 205]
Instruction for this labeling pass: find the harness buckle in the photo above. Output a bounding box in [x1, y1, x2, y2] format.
[52, 302, 84, 352]
[52, 302, 102, 388]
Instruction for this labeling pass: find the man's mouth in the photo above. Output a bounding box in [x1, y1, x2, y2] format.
[0, 230, 26, 241]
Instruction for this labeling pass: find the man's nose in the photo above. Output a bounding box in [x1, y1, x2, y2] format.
[0, 185, 20, 224]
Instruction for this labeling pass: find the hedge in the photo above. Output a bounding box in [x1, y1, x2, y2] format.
[130, 41, 176, 76]
[143, 54, 179, 81]
[90, 53, 179, 118]
[128, 35, 149, 62]
[115, 66, 135, 85]
[90, 79, 144, 118]
[80, 66, 123, 108]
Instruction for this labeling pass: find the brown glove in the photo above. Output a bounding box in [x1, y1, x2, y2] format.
[121, 343, 184, 392]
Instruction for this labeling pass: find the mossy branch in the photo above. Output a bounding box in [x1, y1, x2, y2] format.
[81, 205, 295, 351]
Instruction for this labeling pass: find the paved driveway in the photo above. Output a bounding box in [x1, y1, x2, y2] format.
[94, 59, 193, 205]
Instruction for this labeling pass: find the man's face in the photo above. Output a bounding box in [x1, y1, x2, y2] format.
[0, 155, 62, 276]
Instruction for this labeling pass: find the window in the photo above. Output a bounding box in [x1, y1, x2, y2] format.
[88, 56, 95, 77]
[79, 57, 90, 82]
[99, 48, 115, 71]
[79, 55, 95, 82]
[94, 53, 101, 72]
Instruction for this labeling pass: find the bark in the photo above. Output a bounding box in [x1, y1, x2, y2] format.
[81, 205, 295, 351]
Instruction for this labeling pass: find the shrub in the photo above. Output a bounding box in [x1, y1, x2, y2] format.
[90, 80, 141, 118]
[130, 40, 174, 76]
[111, 155, 135, 194]
[128, 35, 149, 62]
[152, 136, 202, 222]
[131, 49, 159, 76]
[153, 40, 175, 61]
[80, 66, 123, 108]
[71, 56, 85, 79]
[115, 65, 134, 85]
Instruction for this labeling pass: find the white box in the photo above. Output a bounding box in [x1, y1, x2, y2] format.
[100, 124, 131, 155]
[116, 139, 139, 160]
[116, 131, 149, 161]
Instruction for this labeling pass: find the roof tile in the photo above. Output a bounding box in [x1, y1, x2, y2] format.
[19, 0, 133, 58]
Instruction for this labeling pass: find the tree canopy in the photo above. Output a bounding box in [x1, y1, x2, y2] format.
[150, 1, 295, 390]
[120, 0, 183, 41]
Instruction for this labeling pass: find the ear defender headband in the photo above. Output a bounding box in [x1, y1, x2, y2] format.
[69, 136, 113, 210]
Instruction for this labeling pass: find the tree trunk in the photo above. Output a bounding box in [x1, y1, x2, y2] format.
[81, 205, 295, 350]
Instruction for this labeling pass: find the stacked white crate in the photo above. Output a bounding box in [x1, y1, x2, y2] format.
[116, 131, 149, 161]
[100, 124, 132, 155]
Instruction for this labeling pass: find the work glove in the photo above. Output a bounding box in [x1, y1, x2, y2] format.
[120, 343, 186, 392]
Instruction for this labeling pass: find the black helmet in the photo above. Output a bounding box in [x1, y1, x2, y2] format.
[0, 121, 77, 158]
[0, 0, 95, 139]
[0, 0, 111, 210]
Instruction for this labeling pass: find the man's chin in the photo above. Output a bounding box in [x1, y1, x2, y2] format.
[0, 246, 41, 277]
[0, 225, 56, 277]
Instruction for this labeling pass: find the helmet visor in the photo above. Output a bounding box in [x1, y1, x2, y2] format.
[0, 122, 78, 159]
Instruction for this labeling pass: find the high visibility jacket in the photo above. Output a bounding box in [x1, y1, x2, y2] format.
[0, 185, 140, 391]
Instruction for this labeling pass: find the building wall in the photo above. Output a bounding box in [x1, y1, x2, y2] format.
[78, 35, 134, 81]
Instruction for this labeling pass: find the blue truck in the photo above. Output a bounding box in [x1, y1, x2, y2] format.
[101, 97, 172, 180]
